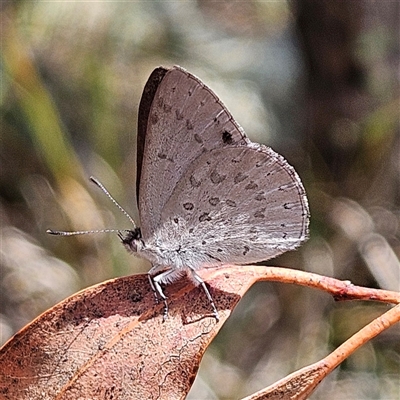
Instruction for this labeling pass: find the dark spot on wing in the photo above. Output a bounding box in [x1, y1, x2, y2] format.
[254, 208, 266, 218]
[255, 193, 266, 201]
[175, 109, 184, 120]
[190, 175, 201, 188]
[151, 114, 159, 125]
[245, 181, 258, 190]
[222, 130, 233, 144]
[199, 212, 212, 222]
[209, 197, 220, 206]
[226, 199, 236, 207]
[234, 172, 248, 184]
[206, 253, 221, 262]
[183, 202, 194, 210]
[210, 170, 226, 184]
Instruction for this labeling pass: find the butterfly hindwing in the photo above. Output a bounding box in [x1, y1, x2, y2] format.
[156, 144, 309, 267]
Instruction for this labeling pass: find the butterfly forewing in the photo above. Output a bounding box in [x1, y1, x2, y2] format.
[136, 67, 168, 202]
[138, 66, 249, 239]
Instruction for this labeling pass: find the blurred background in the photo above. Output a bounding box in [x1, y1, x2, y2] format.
[1, 1, 399, 398]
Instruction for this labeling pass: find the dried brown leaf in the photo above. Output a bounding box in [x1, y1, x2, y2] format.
[0, 265, 259, 399]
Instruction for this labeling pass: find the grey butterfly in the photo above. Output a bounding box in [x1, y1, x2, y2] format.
[49, 66, 309, 320]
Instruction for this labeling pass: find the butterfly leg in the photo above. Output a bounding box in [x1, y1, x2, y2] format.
[147, 273, 160, 304]
[188, 269, 219, 322]
[148, 272, 169, 321]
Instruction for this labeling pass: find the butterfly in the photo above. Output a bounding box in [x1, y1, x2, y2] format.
[48, 66, 309, 320]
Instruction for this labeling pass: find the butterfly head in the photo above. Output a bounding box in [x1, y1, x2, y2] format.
[119, 228, 143, 253]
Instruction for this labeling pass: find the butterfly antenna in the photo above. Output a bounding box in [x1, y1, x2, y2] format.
[46, 228, 126, 236]
[89, 176, 137, 228]
[46, 177, 136, 237]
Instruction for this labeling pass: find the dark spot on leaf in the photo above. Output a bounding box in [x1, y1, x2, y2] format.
[189, 228, 194, 234]
[130, 291, 142, 302]
[189, 373, 196, 385]
[157, 152, 167, 159]
[217, 248, 223, 253]
[243, 245, 250, 255]
[202, 240, 206, 245]
[283, 203, 293, 209]
[174, 218, 179, 223]
[194, 134, 203, 143]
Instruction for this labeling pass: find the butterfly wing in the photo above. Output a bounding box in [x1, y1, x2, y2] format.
[157, 144, 309, 267]
[136, 67, 168, 204]
[137, 66, 249, 240]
